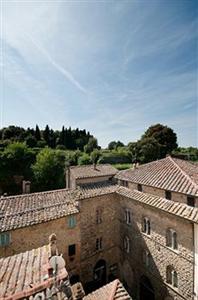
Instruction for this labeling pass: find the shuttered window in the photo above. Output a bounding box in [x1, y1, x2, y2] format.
[0, 233, 11, 247]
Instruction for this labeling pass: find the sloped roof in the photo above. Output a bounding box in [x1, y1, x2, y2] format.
[83, 279, 132, 300]
[0, 245, 68, 299]
[0, 183, 117, 232]
[70, 164, 117, 179]
[117, 186, 198, 224]
[115, 156, 198, 196]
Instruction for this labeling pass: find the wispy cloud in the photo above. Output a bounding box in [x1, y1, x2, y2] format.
[23, 32, 88, 94]
[2, 0, 197, 147]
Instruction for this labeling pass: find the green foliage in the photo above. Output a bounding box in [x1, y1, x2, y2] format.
[138, 137, 160, 163]
[37, 140, 47, 148]
[32, 148, 65, 191]
[0, 125, 95, 151]
[65, 150, 81, 166]
[0, 123, 196, 195]
[84, 137, 99, 154]
[108, 140, 124, 150]
[112, 163, 132, 170]
[172, 147, 198, 161]
[25, 135, 37, 148]
[90, 149, 101, 166]
[128, 124, 178, 163]
[35, 125, 41, 141]
[78, 153, 91, 165]
[0, 142, 36, 194]
[100, 150, 131, 164]
[142, 123, 177, 157]
[56, 144, 66, 150]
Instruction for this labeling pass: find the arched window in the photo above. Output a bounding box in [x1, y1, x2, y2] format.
[142, 217, 151, 235]
[124, 236, 130, 253]
[124, 209, 131, 225]
[166, 229, 177, 250]
[166, 266, 178, 288]
[96, 208, 102, 224]
[143, 250, 151, 267]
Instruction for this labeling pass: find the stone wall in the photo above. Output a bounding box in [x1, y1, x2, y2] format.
[79, 193, 121, 287]
[76, 175, 113, 186]
[128, 182, 198, 207]
[0, 189, 195, 299]
[118, 194, 194, 300]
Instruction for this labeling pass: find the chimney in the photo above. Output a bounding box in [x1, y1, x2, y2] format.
[65, 166, 71, 189]
[22, 180, 31, 194]
[49, 233, 58, 257]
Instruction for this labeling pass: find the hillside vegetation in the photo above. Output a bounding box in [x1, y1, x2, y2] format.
[0, 124, 197, 195]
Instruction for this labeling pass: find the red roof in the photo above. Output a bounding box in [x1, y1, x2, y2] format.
[84, 279, 132, 300]
[0, 245, 67, 299]
[70, 164, 117, 179]
[116, 156, 198, 196]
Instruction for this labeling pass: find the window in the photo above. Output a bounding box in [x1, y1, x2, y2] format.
[166, 229, 178, 250]
[0, 232, 11, 247]
[187, 196, 195, 207]
[124, 236, 130, 253]
[166, 266, 178, 288]
[120, 180, 128, 187]
[68, 244, 76, 256]
[124, 209, 131, 225]
[96, 209, 102, 224]
[124, 181, 128, 188]
[165, 191, 172, 200]
[142, 217, 151, 235]
[96, 237, 102, 251]
[143, 250, 151, 267]
[137, 184, 142, 192]
[68, 215, 76, 228]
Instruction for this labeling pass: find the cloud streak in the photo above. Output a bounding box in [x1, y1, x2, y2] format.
[2, 0, 197, 147]
[24, 32, 88, 94]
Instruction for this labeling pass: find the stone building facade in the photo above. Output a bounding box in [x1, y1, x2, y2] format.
[66, 164, 117, 188]
[0, 157, 198, 300]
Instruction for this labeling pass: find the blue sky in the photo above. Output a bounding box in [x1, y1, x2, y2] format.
[0, 0, 197, 147]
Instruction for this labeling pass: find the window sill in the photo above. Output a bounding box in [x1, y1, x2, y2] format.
[166, 246, 179, 254]
[142, 232, 151, 238]
[166, 283, 178, 292]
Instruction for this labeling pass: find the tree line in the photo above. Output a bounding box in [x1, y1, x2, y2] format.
[0, 123, 197, 195]
[0, 125, 94, 151]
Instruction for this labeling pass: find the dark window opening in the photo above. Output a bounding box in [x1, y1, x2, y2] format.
[138, 184, 142, 192]
[96, 237, 102, 251]
[187, 196, 195, 207]
[68, 244, 76, 256]
[165, 190, 171, 200]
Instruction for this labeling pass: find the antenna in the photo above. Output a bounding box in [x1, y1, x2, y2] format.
[49, 255, 66, 275]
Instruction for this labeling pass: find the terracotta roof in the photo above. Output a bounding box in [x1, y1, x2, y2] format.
[0, 245, 68, 300]
[83, 279, 132, 300]
[115, 156, 198, 196]
[117, 186, 198, 224]
[70, 164, 117, 179]
[0, 183, 117, 232]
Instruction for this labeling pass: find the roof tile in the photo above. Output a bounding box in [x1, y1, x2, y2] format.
[115, 157, 198, 196]
[70, 164, 117, 179]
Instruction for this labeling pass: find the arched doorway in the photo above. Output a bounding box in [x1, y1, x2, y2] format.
[140, 275, 155, 300]
[93, 259, 106, 289]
